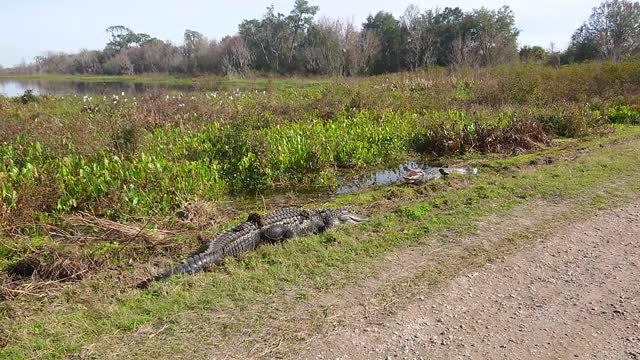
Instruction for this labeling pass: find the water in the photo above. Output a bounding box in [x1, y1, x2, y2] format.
[336, 161, 426, 194]
[0, 79, 199, 97]
[335, 161, 478, 194]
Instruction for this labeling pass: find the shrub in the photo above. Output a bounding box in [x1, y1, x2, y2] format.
[537, 104, 606, 137]
[607, 104, 640, 124]
[19, 90, 38, 105]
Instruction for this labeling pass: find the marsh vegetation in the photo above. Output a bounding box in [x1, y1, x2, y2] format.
[1, 0, 640, 357]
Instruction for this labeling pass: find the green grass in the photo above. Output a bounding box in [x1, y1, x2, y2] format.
[3, 62, 640, 357]
[3, 62, 640, 227]
[2, 126, 640, 359]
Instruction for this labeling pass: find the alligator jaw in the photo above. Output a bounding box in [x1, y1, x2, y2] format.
[338, 213, 369, 224]
[403, 168, 426, 184]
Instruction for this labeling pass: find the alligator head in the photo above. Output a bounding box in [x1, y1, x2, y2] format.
[403, 167, 433, 184]
[404, 166, 479, 184]
[322, 209, 369, 228]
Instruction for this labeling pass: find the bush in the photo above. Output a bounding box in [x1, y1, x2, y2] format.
[607, 104, 640, 124]
[537, 104, 606, 137]
[19, 90, 37, 105]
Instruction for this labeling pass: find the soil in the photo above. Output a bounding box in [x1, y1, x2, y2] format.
[302, 201, 640, 360]
[85, 198, 640, 360]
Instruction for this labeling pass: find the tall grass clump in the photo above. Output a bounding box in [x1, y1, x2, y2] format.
[411, 111, 553, 155]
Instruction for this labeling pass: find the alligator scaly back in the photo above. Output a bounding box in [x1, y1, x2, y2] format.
[137, 208, 368, 288]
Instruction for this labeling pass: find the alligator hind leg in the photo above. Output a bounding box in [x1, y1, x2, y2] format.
[261, 224, 296, 243]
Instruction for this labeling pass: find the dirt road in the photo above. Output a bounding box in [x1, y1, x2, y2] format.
[303, 202, 640, 359]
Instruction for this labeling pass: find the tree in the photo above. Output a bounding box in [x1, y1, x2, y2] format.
[339, 20, 380, 76]
[450, 12, 482, 67]
[182, 30, 207, 72]
[547, 42, 562, 68]
[72, 49, 104, 73]
[239, 6, 291, 72]
[11, 3, 528, 76]
[363, 11, 405, 73]
[302, 17, 343, 75]
[126, 39, 181, 73]
[564, 25, 600, 63]
[220, 36, 252, 76]
[469, 6, 519, 66]
[105, 26, 152, 56]
[103, 52, 134, 75]
[432, 7, 465, 66]
[569, 0, 640, 62]
[286, 0, 319, 64]
[401, 5, 438, 70]
[519, 46, 546, 63]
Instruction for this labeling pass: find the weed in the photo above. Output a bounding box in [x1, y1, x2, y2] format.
[607, 104, 640, 124]
[18, 90, 37, 105]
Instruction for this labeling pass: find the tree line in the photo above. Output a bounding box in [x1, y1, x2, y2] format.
[4, 0, 640, 76]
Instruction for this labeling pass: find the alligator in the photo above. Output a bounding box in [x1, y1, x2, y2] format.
[137, 208, 368, 288]
[403, 166, 478, 184]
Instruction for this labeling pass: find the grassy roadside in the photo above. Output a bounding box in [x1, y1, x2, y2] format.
[2, 126, 640, 358]
[0, 74, 326, 89]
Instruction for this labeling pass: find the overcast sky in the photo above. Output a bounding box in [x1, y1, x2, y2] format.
[0, 0, 602, 67]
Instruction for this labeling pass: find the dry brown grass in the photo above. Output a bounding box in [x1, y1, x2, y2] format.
[176, 199, 224, 230]
[2, 177, 63, 234]
[474, 117, 553, 153]
[65, 212, 173, 245]
[6, 249, 91, 282]
[415, 117, 553, 156]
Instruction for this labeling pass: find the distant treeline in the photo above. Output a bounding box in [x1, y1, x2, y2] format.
[3, 0, 640, 76]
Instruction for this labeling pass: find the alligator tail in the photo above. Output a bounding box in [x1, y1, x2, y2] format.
[136, 251, 218, 288]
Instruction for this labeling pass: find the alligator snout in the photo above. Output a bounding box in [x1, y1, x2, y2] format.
[339, 213, 369, 223]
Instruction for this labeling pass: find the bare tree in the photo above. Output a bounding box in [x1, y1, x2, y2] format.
[402, 5, 423, 70]
[401, 5, 438, 70]
[143, 40, 182, 73]
[221, 36, 252, 76]
[587, 0, 640, 61]
[339, 20, 380, 75]
[548, 42, 561, 68]
[302, 17, 343, 75]
[357, 30, 382, 75]
[449, 34, 479, 67]
[340, 20, 359, 76]
[72, 50, 103, 74]
[103, 52, 134, 75]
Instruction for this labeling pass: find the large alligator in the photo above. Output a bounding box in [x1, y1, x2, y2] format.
[137, 208, 368, 287]
[403, 166, 478, 184]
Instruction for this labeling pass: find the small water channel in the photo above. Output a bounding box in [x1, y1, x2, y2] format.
[336, 161, 429, 194]
[0, 79, 200, 97]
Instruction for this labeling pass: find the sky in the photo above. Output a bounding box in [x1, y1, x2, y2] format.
[0, 0, 603, 67]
